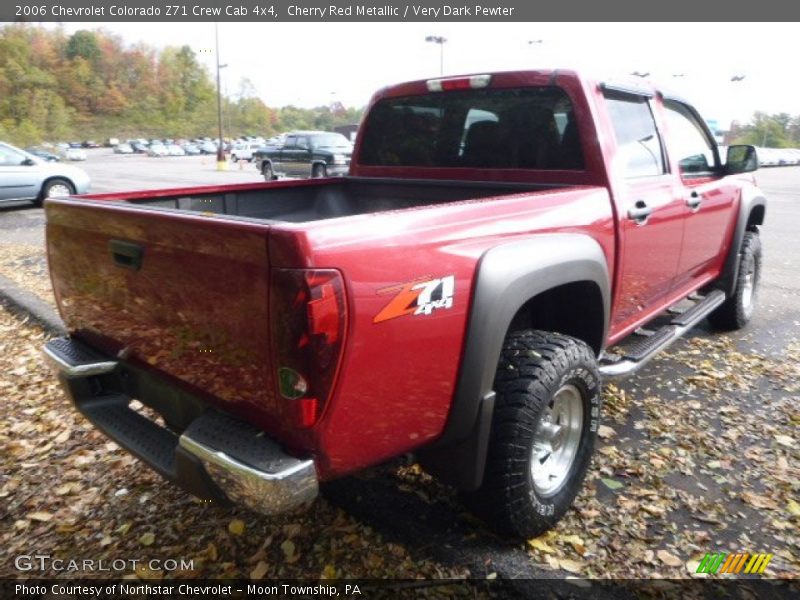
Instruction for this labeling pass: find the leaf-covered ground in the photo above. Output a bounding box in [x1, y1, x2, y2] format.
[1, 243, 798, 582]
[0, 305, 472, 581]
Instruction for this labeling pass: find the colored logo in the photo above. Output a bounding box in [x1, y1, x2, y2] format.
[374, 275, 455, 323]
[696, 552, 772, 575]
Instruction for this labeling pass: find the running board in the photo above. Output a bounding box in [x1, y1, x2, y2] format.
[599, 290, 726, 379]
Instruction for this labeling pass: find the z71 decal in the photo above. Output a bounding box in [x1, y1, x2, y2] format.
[373, 275, 455, 323]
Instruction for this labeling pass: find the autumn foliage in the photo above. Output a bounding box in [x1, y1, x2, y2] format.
[0, 24, 362, 146]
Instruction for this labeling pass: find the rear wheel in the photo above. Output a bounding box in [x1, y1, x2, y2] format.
[709, 231, 762, 330]
[35, 178, 75, 207]
[262, 163, 274, 181]
[312, 164, 327, 178]
[464, 330, 600, 539]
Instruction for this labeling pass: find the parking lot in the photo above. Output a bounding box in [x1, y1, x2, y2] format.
[76, 147, 265, 193]
[0, 161, 797, 586]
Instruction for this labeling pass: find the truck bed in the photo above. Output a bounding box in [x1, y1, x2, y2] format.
[84, 177, 565, 223]
[45, 175, 609, 461]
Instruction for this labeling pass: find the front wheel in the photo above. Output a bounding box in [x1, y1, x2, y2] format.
[708, 231, 762, 330]
[464, 330, 601, 539]
[262, 163, 275, 181]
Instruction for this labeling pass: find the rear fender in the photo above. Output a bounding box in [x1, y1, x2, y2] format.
[419, 233, 610, 489]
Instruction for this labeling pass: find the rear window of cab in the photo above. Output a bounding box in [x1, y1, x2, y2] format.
[359, 86, 584, 170]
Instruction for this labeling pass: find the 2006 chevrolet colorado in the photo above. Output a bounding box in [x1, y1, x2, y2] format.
[43, 70, 765, 538]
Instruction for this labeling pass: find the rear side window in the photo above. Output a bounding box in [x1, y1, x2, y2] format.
[359, 87, 584, 170]
[604, 95, 665, 179]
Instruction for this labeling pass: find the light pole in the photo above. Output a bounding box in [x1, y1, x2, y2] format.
[425, 35, 447, 76]
[215, 23, 228, 170]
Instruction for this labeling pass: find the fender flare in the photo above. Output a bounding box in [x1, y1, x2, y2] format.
[419, 233, 610, 489]
[716, 185, 766, 296]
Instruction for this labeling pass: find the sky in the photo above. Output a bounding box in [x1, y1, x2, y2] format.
[48, 22, 800, 128]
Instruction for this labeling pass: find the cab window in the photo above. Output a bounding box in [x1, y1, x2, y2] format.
[663, 100, 717, 175]
[604, 94, 665, 179]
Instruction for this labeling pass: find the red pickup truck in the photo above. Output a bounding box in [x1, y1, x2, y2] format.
[43, 70, 765, 539]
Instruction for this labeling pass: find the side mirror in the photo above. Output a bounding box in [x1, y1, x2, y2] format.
[21, 157, 35, 166]
[725, 145, 758, 174]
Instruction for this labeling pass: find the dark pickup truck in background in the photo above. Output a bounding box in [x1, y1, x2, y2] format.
[43, 70, 764, 539]
[253, 131, 353, 180]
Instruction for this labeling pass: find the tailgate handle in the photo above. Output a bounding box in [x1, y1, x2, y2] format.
[109, 240, 144, 271]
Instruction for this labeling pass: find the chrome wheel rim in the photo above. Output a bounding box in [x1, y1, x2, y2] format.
[47, 183, 71, 198]
[742, 260, 756, 318]
[531, 383, 584, 497]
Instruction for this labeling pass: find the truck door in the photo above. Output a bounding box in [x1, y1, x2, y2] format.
[274, 135, 296, 173]
[660, 99, 738, 290]
[602, 91, 685, 334]
[0, 143, 38, 201]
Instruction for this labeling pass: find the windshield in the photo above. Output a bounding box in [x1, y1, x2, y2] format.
[311, 134, 352, 149]
[359, 86, 584, 170]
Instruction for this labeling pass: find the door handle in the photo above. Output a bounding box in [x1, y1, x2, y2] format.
[686, 190, 702, 210]
[627, 200, 652, 224]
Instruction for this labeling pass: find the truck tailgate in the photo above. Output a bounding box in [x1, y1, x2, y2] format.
[45, 198, 279, 427]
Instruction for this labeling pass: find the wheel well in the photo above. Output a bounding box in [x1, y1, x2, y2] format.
[747, 204, 765, 230]
[507, 281, 605, 355]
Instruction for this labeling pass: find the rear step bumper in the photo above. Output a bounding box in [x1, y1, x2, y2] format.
[599, 290, 726, 379]
[43, 337, 318, 516]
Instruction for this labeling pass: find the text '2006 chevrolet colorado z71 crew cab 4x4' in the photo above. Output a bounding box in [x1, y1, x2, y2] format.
[43, 70, 765, 538]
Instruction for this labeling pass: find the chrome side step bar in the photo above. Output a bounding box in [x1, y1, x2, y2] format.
[43, 336, 118, 378]
[599, 290, 726, 379]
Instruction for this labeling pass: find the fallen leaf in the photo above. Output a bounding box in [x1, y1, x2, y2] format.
[642, 504, 667, 517]
[527, 538, 556, 553]
[787, 499, 800, 518]
[657, 550, 683, 567]
[597, 425, 615, 439]
[600, 478, 624, 490]
[281, 539, 296, 562]
[558, 558, 584, 573]
[116, 522, 132, 535]
[774, 435, 795, 448]
[27, 511, 53, 522]
[250, 561, 269, 580]
[742, 492, 778, 510]
[139, 532, 155, 546]
[320, 564, 337, 579]
[228, 519, 245, 536]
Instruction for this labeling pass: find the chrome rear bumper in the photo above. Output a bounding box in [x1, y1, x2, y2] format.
[43, 336, 318, 516]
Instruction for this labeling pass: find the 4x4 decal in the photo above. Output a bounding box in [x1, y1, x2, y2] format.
[373, 275, 455, 323]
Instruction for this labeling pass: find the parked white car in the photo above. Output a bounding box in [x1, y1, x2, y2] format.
[166, 144, 186, 156]
[0, 141, 90, 206]
[230, 142, 261, 162]
[64, 147, 87, 161]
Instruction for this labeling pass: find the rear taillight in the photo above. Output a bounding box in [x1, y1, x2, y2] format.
[270, 269, 347, 428]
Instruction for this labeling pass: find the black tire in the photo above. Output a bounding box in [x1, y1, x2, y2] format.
[464, 330, 601, 539]
[312, 164, 327, 178]
[35, 177, 75, 207]
[708, 231, 762, 330]
[231, 154, 237, 162]
[262, 163, 274, 181]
